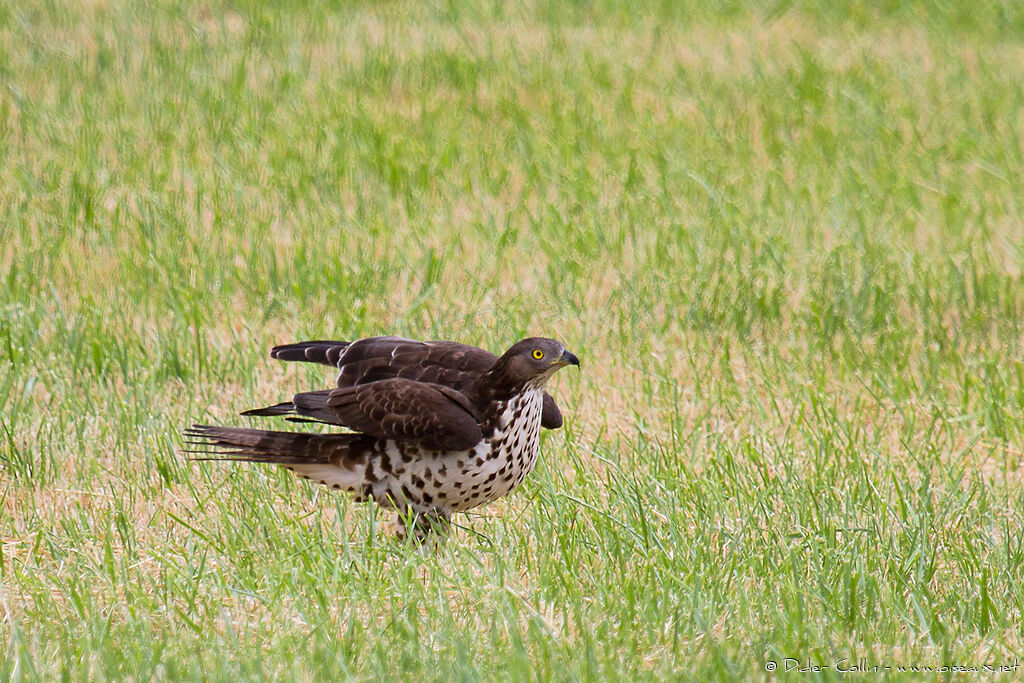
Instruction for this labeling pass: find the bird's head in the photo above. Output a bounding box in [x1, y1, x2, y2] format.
[486, 337, 580, 393]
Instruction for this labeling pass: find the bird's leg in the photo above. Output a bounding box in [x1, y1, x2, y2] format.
[392, 507, 451, 544]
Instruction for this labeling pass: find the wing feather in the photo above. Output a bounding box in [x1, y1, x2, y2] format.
[324, 378, 483, 451]
[267, 336, 565, 430]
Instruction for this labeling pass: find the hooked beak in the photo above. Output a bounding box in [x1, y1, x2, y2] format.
[557, 348, 580, 368]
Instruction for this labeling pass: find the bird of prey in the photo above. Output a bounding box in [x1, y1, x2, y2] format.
[185, 336, 579, 540]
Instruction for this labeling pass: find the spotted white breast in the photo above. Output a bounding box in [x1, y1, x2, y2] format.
[444, 387, 545, 511]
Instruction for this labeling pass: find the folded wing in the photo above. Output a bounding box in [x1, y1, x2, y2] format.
[325, 378, 483, 451]
[269, 336, 564, 429]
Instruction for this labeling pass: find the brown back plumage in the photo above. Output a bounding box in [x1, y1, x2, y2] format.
[267, 336, 564, 429]
[323, 379, 483, 451]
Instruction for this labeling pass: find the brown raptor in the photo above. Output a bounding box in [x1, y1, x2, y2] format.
[184, 336, 579, 540]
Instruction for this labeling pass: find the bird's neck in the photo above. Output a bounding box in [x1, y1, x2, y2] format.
[477, 363, 523, 403]
[482, 386, 545, 439]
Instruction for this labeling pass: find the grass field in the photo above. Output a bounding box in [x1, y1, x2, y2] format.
[3, 0, 1024, 679]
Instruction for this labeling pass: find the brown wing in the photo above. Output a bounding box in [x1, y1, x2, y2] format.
[322, 378, 483, 451]
[270, 336, 565, 429]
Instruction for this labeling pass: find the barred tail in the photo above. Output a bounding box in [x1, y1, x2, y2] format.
[182, 424, 370, 491]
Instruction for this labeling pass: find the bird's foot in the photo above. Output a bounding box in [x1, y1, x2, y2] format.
[391, 508, 451, 545]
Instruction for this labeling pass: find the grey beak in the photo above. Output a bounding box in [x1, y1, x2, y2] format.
[560, 349, 580, 367]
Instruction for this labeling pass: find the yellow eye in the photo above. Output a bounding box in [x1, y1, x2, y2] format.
[532, 349, 544, 359]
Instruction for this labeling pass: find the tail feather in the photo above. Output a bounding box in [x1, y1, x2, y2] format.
[183, 424, 371, 491]
[184, 424, 355, 463]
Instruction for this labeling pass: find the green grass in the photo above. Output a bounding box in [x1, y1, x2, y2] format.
[3, 0, 1024, 679]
